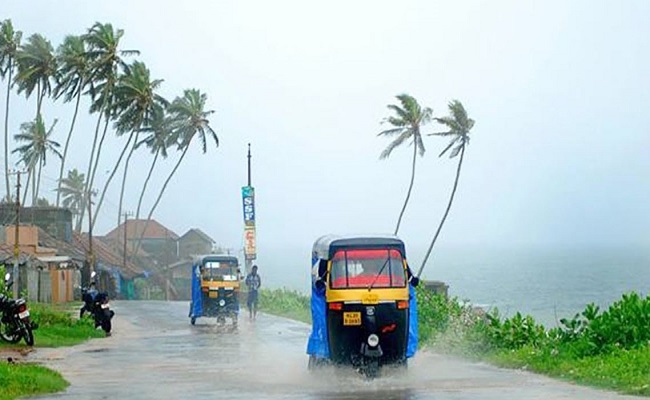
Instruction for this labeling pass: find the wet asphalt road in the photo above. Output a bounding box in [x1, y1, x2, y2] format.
[28, 301, 639, 400]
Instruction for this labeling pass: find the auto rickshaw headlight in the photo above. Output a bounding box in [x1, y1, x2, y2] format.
[367, 334, 379, 347]
[219, 299, 226, 307]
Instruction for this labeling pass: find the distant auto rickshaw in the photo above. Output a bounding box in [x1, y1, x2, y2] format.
[189, 255, 242, 326]
[306, 235, 419, 378]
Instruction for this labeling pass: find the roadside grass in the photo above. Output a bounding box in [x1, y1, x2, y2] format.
[0, 302, 104, 399]
[0, 362, 68, 400]
[21, 303, 104, 348]
[258, 288, 311, 324]
[489, 345, 650, 396]
[0, 303, 104, 350]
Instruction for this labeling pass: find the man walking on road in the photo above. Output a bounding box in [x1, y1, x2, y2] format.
[245, 265, 261, 320]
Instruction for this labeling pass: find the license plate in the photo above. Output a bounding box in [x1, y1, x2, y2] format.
[361, 293, 379, 305]
[18, 310, 30, 319]
[343, 312, 361, 326]
[101, 303, 110, 309]
[209, 292, 218, 298]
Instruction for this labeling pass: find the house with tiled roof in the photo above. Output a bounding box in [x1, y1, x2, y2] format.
[0, 225, 81, 303]
[105, 219, 178, 268]
[72, 233, 145, 299]
[178, 228, 215, 260]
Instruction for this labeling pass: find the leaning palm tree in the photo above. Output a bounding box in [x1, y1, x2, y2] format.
[54, 35, 91, 207]
[57, 168, 86, 230]
[378, 94, 432, 234]
[81, 22, 138, 231]
[134, 105, 172, 223]
[417, 100, 475, 277]
[12, 115, 62, 205]
[14, 33, 57, 119]
[92, 61, 166, 230]
[133, 89, 217, 256]
[0, 19, 22, 201]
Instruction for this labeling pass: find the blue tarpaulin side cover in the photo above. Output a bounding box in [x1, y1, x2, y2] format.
[406, 284, 418, 358]
[306, 284, 330, 358]
[190, 264, 203, 317]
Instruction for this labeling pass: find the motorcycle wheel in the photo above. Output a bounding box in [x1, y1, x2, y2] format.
[102, 318, 112, 334]
[22, 322, 34, 346]
[0, 322, 22, 344]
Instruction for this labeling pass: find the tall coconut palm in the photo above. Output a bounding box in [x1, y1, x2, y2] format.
[12, 115, 62, 205]
[57, 168, 86, 229]
[54, 35, 91, 207]
[0, 19, 22, 201]
[14, 33, 57, 119]
[417, 100, 475, 277]
[98, 61, 166, 229]
[81, 22, 138, 231]
[133, 89, 217, 255]
[134, 105, 171, 223]
[378, 94, 432, 234]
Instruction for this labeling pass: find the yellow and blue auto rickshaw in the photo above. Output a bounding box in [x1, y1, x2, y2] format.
[306, 235, 419, 378]
[189, 255, 241, 326]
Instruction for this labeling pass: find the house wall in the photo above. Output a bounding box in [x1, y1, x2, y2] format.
[50, 267, 75, 303]
[0, 207, 72, 242]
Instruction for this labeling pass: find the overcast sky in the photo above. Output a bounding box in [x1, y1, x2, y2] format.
[3, 1, 649, 267]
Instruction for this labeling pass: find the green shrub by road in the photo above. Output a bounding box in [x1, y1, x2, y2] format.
[418, 288, 650, 396]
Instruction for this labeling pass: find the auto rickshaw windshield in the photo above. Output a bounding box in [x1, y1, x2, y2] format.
[330, 249, 406, 289]
[203, 261, 238, 281]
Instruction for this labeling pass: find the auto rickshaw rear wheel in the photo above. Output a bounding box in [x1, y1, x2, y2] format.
[190, 317, 196, 325]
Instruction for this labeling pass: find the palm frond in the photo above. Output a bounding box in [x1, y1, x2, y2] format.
[379, 130, 410, 159]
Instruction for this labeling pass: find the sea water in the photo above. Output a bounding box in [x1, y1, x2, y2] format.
[256, 243, 650, 328]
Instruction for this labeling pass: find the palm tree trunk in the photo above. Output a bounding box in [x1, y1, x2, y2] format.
[135, 150, 159, 221]
[91, 133, 134, 231]
[394, 140, 418, 235]
[89, 116, 110, 194]
[22, 169, 32, 206]
[31, 166, 36, 205]
[116, 130, 140, 228]
[79, 112, 105, 230]
[4, 65, 13, 202]
[416, 145, 465, 278]
[34, 160, 43, 204]
[56, 89, 82, 206]
[132, 144, 190, 257]
[36, 81, 42, 119]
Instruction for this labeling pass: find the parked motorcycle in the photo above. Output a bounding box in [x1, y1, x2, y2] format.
[80, 272, 114, 336]
[0, 273, 37, 346]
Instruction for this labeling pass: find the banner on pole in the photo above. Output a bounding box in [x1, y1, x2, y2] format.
[242, 186, 256, 260]
[244, 226, 256, 260]
[242, 186, 255, 226]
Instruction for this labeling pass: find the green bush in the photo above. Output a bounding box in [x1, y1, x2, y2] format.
[555, 292, 650, 357]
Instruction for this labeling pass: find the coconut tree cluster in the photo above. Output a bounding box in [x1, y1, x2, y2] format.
[378, 95, 475, 276]
[0, 20, 218, 243]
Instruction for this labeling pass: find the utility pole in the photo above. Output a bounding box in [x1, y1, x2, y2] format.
[12, 171, 21, 299]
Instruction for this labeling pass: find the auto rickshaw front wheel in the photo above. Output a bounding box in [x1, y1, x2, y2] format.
[362, 359, 380, 380]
